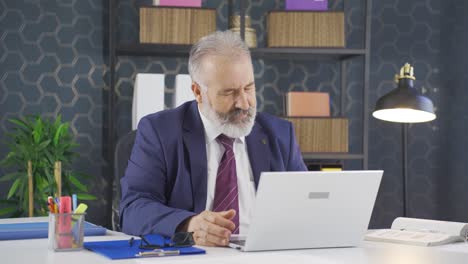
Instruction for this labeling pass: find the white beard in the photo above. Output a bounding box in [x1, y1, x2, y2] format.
[199, 93, 256, 138]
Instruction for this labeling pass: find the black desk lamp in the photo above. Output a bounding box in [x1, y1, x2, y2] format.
[372, 63, 436, 216]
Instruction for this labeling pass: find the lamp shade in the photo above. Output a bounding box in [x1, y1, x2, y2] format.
[372, 63, 436, 123]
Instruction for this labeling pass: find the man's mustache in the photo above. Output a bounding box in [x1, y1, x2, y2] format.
[220, 108, 255, 123]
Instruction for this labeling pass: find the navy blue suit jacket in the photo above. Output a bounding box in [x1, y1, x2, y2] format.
[120, 101, 306, 236]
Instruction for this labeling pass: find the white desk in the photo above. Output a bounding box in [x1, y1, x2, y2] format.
[2, 218, 468, 264]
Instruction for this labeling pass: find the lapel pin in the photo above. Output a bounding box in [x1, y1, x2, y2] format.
[261, 138, 267, 145]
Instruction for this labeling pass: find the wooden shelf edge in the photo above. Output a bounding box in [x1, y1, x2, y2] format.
[252, 48, 365, 60]
[116, 43, 365, 60]
[116, 43, 192, 57]
[302, 153, 364, 160]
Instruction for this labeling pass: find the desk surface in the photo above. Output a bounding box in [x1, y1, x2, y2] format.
[2, 217, 468, 264]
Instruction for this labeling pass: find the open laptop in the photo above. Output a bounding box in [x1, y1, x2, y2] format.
[229, 170, 383, 252]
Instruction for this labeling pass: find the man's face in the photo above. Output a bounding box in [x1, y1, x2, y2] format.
[194, 54, 257, 138]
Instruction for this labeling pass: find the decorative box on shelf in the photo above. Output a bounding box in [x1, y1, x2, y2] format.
[152, 0, 202, 7]
[285, 0, 328, 11]
[285, 91, 330, 117]
[139, 6, 216, 44]
[229, 15, 257, 48]
[284, 117, 348, 153]
[267, 11, 345, 47]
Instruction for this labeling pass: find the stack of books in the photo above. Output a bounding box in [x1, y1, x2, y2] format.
[139, 6, 215, 45]
[267, 11, 344, 47]
[284, 116, 348, 153]
[284, 91, 349, 153]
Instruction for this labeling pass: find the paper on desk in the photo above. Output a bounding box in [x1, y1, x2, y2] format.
[392, 217, 468, 237]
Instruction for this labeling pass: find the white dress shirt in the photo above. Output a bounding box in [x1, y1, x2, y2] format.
[198, 108, 256, 235]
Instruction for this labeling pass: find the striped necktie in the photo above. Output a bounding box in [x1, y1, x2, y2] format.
[212, 134, 240, 234]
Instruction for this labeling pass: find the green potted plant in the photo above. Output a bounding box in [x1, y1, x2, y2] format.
[0, 115, 96, 217]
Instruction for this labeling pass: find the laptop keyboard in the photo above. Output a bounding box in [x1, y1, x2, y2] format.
[230, 240, 246, 246]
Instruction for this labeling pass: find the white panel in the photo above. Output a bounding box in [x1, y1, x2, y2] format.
[174, 74, 194, 108]
[132, 73, 165, 130]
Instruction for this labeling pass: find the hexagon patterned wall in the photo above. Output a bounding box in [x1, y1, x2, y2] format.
[0, 0, 109, 225]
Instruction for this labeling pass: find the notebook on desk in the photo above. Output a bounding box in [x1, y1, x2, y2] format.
[229, 170, 383, 252]
[84, 234, 205, 260]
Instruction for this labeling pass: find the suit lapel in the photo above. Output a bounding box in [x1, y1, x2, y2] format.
[246, 122, 271, 189]
[183, 102, 207, 213]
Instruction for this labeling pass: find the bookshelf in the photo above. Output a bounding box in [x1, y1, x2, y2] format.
[108, 0, 372, 171]
[116, 43, 366, 60]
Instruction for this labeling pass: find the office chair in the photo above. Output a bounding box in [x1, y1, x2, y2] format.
[112, 130, 137, 231]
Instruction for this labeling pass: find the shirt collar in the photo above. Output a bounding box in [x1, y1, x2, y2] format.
[198, 106, 245, 144]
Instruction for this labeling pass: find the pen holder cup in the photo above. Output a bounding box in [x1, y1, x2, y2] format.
[48, 212, 86, 251]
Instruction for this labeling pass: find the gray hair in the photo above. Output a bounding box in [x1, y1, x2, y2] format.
[188, 30, 251, 86]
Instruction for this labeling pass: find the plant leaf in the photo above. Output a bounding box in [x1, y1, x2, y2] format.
[0, 206, 17, 216]
[53, 115, 62, 131]
[68, 175, 88, 192]
[53, 123, 68, 146]
[0, 199, 18, 204]
[0, 172, 26, 182]
[43, 168, 55, 186]
[7, 178, 21, 199]
[8, 118, 30, 130]
[1, 115, 96, 212]
[76, 193, 96, 200]
[32, 117, 43, 144]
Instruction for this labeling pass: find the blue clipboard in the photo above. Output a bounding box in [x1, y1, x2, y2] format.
[0, 221, 106, 240]
[84, 234, 205, 260]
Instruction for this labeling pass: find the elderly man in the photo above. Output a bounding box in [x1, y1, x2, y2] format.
[120, 30, 307, 247]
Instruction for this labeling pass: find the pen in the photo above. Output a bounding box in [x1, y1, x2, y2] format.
[48, 196, 55, 213]
[72, 194, 77, 212]
[135, 249, 180, 257]
[54, 197, 60, 211]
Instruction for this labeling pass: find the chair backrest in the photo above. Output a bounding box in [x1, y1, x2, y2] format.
[174, 74, 194, 107]
[112, 130, 137, 231]
[132, 73, 165, 130]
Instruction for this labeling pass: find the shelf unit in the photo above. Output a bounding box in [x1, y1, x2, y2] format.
[108, 0, 372, 172]
[117, 43, 365, 60]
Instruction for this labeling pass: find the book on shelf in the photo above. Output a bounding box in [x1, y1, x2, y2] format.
[307, 163, 342, 171]
[320, 165, 342, 171]
[284, 117, 348, 153]
[285, 91, 330, 117]
[140, 6, 215, 45]
[267, 11, 344, 47]
[365, 217, 468, 246]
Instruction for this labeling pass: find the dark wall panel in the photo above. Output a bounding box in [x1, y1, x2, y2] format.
[0, 0, 110, 225]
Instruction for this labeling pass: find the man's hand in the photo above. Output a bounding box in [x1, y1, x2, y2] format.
[186, 209, 236, 247]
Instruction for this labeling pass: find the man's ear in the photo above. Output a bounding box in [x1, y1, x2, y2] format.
[192, 82, 203, 103]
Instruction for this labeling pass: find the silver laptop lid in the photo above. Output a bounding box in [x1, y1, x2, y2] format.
[241, 170, 383, 251]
